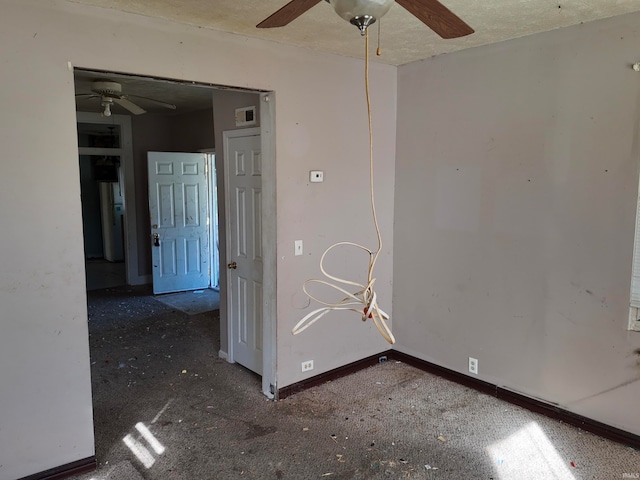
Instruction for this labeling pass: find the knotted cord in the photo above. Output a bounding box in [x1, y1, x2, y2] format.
[292, 28, 395, 344]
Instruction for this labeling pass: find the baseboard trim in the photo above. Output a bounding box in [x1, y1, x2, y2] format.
[19, 456, 96, 480]
[277, 351, 392, 400]
[218, 349, 228, 361]
[391, 351, 497, 396]
[278, 350, 640, 450]
[497, 387, 639, 448]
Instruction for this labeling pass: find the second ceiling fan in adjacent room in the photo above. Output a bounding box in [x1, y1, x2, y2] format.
[76, 79, 177, 117]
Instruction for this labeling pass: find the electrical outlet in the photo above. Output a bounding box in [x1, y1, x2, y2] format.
[301, 360, 314, 372]
[469, 357, 478, 375]
[295, 240, 303, 256]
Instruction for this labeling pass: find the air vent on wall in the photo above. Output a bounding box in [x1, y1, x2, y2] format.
[235, 106, 256, 127]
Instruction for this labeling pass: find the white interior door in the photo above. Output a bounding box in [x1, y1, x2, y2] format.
[225, 130, 263, 375]
[148, 152, 210, 295]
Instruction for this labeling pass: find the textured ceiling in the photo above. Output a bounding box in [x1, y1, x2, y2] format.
[72, 0, 640, 116]
[67, 0, 640, 66]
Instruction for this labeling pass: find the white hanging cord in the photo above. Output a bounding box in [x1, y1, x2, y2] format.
[292, 28, 395, 344]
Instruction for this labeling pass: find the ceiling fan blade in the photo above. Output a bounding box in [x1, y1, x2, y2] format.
[75, 94, 100, 99]
[126, 95, 177, 110]
[257, 0, 322, 28]
[395, 0, 474, 39]
[114, 97, 146, 115]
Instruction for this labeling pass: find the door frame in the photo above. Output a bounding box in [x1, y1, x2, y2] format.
[199, 149, 219, 291]
[224, 93, 277, 398]
[76, 111, 142, 286]
[76, 72, 277, 400]
[224, 127, 262, 373]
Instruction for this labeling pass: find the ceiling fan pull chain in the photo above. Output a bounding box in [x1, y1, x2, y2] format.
[377, 18, 382, 56]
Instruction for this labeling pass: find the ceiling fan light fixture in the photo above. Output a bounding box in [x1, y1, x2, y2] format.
[329, 0, 394, 34]
[101, 97, 113, 117]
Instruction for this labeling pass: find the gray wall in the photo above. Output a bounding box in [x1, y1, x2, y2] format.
[170, 108, 215, 153]
[0, 1, 395, 478]
[131, 114, 177, 277]
[394, 13, 640, 435]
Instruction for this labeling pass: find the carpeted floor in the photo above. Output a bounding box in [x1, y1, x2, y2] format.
[74, 285, 639, 480]
[154, 289, 220, 315]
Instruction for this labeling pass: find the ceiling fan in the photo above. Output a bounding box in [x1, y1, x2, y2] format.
[257, 0, 473, 38]
[76, 79, 177, 116]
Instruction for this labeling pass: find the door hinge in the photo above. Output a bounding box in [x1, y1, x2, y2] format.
[205, 162, 208, 175]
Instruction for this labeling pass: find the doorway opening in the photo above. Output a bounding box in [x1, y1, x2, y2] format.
[78, 114, 132, 291]
[74, 68, 277, 399]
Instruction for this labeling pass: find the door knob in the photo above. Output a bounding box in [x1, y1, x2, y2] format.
[153, 233, 160, 247]
[227, 261, 237, 269]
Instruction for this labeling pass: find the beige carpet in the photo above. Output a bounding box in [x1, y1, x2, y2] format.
[154, 288, 220, 315]
[76, 286, 639, 480]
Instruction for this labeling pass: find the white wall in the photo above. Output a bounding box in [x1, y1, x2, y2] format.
[394, 12, 640, 435]
[0, 1, 395, 478]
[3, 1, 639, 478]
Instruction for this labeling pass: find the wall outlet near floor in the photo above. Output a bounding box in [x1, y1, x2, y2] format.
[469, 357, 478, 375]
[301, 360, 314, 372]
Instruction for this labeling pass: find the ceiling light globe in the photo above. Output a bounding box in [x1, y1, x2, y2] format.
[102, 101, 112, 117]
[329, 0, 394, 23]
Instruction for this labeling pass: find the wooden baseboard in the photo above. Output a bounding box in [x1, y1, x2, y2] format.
[18, 457, 96, 480]
[391, 351, 497, 396]
[497, 387, 639, 448]
[277, 351, 392, 400]
[278, 350, 640, 450]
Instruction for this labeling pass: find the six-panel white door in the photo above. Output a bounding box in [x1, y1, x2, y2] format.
[148, 152, 209, 295]
[225, 131, 263, 375]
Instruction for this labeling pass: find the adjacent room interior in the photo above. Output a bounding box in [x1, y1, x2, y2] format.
[2, 1, 640, 479]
